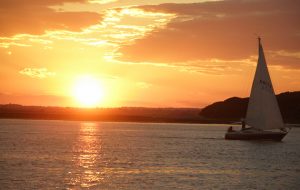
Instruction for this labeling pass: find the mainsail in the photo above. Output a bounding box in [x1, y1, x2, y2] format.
[245, 38, 284, 130]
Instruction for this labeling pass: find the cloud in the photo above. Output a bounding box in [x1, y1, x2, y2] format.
[0, 0, 102, 37]
[88, 0, 118, 4]
[118, 0, 300, 69]
[19, 68, 56, 79]
[267, 50, 300, 70]
[136, 82, 152, 89]
[0, 6, 174, 57]
[114, 56, 255, 75]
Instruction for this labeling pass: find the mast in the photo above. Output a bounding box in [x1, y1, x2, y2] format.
[245, 38, 284, 130]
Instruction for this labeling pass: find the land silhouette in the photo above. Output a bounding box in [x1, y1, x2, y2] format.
[0, 91, 299, 124]
[0, 105, 202, 123]
[200, 91, 300, 124]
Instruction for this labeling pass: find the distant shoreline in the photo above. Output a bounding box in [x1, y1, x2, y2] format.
[0, 104, 209, 124]
[1, 97, 300, 126]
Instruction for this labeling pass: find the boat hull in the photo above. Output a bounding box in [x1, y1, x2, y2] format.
[225, 130, 287, 141]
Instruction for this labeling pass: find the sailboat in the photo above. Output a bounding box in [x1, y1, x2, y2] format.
[225, 38, 290, 141]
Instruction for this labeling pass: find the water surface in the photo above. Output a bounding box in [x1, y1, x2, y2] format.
[0, 119, 299, 189]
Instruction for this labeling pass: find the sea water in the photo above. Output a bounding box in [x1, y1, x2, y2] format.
[0, 119, 299, 189]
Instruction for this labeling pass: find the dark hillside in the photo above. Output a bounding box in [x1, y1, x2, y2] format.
[200, 91, 300, 123]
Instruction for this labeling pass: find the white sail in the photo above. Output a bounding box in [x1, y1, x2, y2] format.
[245, 38, 284, 130]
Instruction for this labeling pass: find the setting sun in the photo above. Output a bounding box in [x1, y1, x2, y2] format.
[73, 75, 105, 107]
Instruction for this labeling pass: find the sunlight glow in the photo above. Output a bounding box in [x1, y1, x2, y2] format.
[73, 75, 105, 107]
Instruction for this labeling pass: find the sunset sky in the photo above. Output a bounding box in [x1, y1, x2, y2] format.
[0, 0, 299, 108]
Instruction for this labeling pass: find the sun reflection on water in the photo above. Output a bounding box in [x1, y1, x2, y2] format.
[68, 122, 103, 189]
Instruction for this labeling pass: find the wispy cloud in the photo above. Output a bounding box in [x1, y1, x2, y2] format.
[270, 50, 300, 59]
[88, 0, 118, 4]
[113, 56, 255, 75]
[136, 82, 152, 89]
[0, 6, 175, 68]
[19, 68, 56, 79]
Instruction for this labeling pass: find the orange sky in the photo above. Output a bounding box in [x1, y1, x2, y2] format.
[0, 0, 299, 108]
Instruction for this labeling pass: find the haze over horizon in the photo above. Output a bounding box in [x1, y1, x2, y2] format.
[1, 0, 299, 108]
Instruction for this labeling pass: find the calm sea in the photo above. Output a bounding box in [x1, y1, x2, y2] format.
[0, 119, 299, 189]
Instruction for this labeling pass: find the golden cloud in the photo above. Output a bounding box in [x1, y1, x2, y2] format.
[88, 0, 118, 4]
[19, 68, 56, 79]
